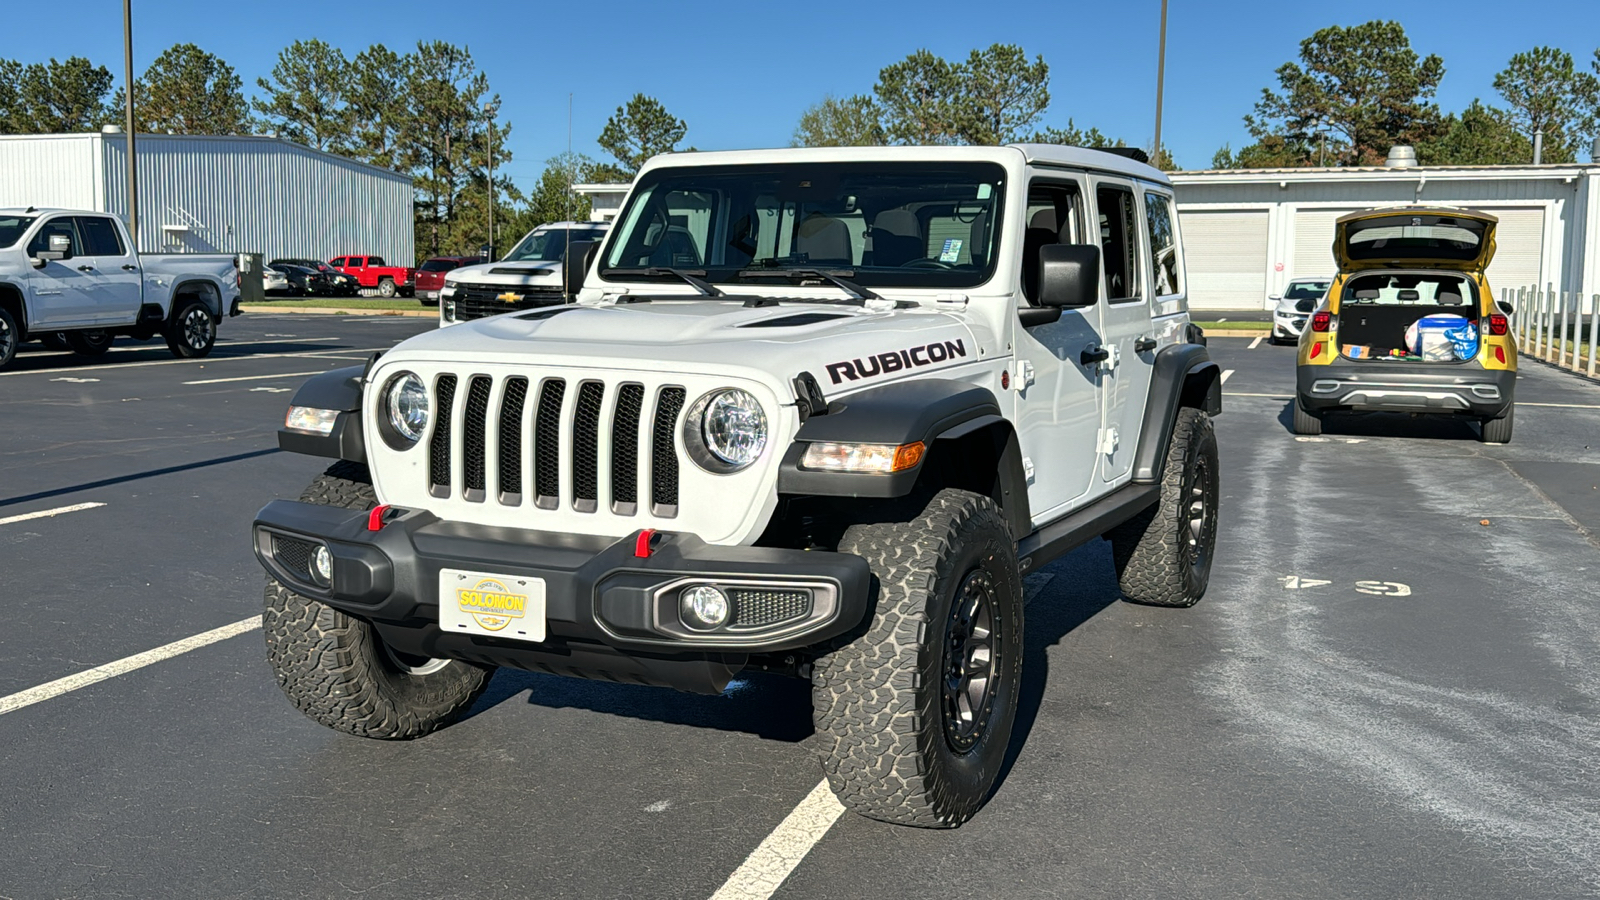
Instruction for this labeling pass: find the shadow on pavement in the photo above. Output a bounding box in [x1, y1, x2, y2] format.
[1274, 400, 1480, 440]
[0, 447, 281, 508]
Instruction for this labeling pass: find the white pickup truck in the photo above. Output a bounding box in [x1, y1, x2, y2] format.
[0, 207, 242, 369]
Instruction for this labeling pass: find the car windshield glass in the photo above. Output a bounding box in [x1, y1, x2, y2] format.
[419, 259, 459, 272]
[0, 215, 37, 248]
[1346, 215, 1486, 261]
[600, 162, 1006, 289]
[506, 229, 606, 263]
[1285, 281, 1330, 300]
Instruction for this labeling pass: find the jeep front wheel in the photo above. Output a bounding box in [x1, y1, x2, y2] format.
[811, 489, 1024, 827]
[1108, 407, 1219, 607]
[263, 461, 493, 739]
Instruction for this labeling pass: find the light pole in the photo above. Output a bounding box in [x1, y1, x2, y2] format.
[484, 101, 496, 262]
[122, 0, 139, 250]
[1152, 0, 1169, 168]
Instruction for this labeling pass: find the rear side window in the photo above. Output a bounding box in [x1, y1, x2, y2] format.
[366, 256, 385, 267]
[75, 216, 127, 256]
[1095, 185, 1142, 303]
[419, 259, 460, 272]
[1144, 193, 1181, 297]
[27, 217, 82, 256]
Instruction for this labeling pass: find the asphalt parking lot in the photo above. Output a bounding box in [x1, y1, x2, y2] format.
[3, 317, 1598, 899]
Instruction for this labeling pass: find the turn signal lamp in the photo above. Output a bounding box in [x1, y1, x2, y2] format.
[1486, 314, 1509, 336]
[284, 406, 338, 436]
[1311, 312, 1332, 332]
[801, 441, 925, 474]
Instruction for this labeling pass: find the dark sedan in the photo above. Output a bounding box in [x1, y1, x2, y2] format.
[267, 263, 332, 297]
[270, 258, 360, 295]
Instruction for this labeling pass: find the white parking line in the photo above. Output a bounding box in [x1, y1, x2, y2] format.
[214, 337, 339, 346]
[1520, 402, 1600, 409]
[0, 616, 261, 716]
[184, 370, 329, 385]
[708, 779, 845, 900]
[0, 346, 391, 378]
[1221, 369, 1235, 384]
[0, 502, 106, 526]
[1248, 336, 1264, 349]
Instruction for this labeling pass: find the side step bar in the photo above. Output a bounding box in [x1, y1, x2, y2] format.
[1015, 482, 1160, 574]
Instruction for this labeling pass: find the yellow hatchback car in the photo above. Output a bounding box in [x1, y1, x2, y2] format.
[1295, 206, 1518, 443]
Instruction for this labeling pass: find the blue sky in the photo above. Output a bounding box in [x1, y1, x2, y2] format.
[13, 0, 1599, 186]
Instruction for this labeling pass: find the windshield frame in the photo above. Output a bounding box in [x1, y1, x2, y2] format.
[595, 161, 1009, 292]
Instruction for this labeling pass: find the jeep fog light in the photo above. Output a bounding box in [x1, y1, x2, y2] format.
[681, 585, 730, 630]
[312, 545, 333, 586]
[284, 406, 338, 436]
[801, 441, 925, 474]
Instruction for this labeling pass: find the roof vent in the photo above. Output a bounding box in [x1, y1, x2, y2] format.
[101, 124, 123, 134]
[1385, 145, 1417, 168]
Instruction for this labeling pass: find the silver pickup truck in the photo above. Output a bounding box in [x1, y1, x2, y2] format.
[0, 207, 242, 369]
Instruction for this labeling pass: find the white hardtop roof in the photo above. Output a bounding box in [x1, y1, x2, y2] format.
[637, 144, 1170, 186]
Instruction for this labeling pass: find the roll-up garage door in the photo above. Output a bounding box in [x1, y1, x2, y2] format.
[1484, 207, 1545, 297]
[1179, 210, 1269, 309]
[1291, 209, 1356, 279]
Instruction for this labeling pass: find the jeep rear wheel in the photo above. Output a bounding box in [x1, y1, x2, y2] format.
[811, 489, 1024, 828]
[263, 461, 493, 739]
[1108, 408, 1219, 607]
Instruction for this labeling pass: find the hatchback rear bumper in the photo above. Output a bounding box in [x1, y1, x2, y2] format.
[1297, 363, 1514, 417]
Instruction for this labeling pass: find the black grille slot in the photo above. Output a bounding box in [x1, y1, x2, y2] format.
[534, 379, 566, 508]
[572, 382, 605, 512]
[451, 281, 567, 321]
[730, 588, 812, 628]
[498, 377, 528, 502]
[429, 375, 458, 495]
[462, 376, 493, 500]
[272, 535, 315, 580]
[650, 387, 686, 516]
[611, 384, 645, 514]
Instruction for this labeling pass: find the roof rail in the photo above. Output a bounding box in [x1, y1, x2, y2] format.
[1081, 146, 1150, 164]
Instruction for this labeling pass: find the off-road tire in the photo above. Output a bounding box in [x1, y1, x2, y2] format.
[65, 329, 113, 356]
[811, 489, 1024, 828]
[263, 460, 492, 739]
[0, 307, 17, 369]
[164, 300, 216, 359]
[1108, 408, 1220, 608]
[377, 277, 397, 298]
[1292, 397, 1323, 435]
[1480, 405, 1514, 444]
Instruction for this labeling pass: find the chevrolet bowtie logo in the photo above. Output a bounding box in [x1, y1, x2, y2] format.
[497, 291, 523, 303]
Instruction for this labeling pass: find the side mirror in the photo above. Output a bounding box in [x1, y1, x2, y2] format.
[1037, 244, 1100, 309]
[562, 240, 597, 298]
[1497, 300, 1514, 316]
[37, 233, 72, 262]
[1268, 294, 1282, 302]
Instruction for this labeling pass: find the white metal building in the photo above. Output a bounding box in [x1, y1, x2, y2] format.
[0, 130, 414, 263]
[1171, 160, 1600, 310]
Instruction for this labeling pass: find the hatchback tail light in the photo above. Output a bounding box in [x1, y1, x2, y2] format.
[1486, 314, 1508, 336]
[1311, 311, 1332, 332]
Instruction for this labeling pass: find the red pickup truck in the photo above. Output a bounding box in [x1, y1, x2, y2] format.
[329, 255, 415, 297]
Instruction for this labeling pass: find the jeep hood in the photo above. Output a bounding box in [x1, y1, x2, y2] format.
[385, 299, 981, 393]
[1334, 207, 1498, 272]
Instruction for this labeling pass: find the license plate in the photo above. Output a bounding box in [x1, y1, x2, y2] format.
[439, 568, 546, 642]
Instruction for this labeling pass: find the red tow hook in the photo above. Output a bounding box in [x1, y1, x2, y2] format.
[367, 504, 392, 532]
[634, 528, 658, 558]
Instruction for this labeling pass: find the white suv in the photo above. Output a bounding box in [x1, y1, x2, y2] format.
[254, 145, 1223, 828]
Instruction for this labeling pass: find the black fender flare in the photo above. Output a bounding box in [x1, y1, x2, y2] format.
[776, 378, 1032, 538]
[168, 279, 226, 320]
[1131, 343, 1222, 484]
[277, 364, 367, 463]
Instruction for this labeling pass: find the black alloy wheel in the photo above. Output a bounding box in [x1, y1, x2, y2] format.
[1182, 448, 1218, 579]
[943, 570, 1001, 754]
[182, 306, 214, 350]
[0, 307, 16, 369]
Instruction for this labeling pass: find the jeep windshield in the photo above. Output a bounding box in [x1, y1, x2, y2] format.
[506, 227, 607, 263]
[599, 162, 1006, 290]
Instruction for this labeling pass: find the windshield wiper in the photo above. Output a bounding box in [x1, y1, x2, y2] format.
[735, 268, 881, 302]
[643, 267, 724, 297]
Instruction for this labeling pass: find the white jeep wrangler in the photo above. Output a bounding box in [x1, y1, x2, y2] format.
[253, 145, 1222, 828]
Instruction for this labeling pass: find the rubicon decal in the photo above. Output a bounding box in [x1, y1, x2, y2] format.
[826, 339, 968, 384]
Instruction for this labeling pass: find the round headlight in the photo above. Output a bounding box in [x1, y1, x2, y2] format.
[385, 372, 430, 445]
[695, 389, 767, 470]
[681, 585, 730, 630]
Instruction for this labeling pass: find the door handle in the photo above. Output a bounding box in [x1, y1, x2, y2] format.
[121, 264, 139, 271]
[77, 265, 95, 272]
[1134, 337, 1158, 353]
[1080, 345, 1110, 366]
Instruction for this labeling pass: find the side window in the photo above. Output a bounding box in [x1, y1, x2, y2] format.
[75, 217, 127, 257]
[27, 217, 82, 256]
[367, 256, 385, 266]
[1095, 185, 1142, 303]
[1144, 193, 1182, 298]
[1020, 181, 1084, 304]
[330, 257, 346, 267]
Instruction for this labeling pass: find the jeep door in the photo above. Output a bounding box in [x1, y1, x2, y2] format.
[24, 216, 98, 328]
[1012, 174, 1104, 522]
[73, 215, 142, 324]
[1088, 177, 1157, 485]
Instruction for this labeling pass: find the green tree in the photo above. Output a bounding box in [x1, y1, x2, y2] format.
[1031, 120, 1118, 148]
[1492, 46, 1596, 163]
[1417, 99, 1532, 165]
[346, 44, 407, 169]
[957, 44, 1050, 144]
[0, 60, 19, 132]
[131, 43, 250, 134]
[255, 39, 352, 152]
[598, 94, 686, 174]
[874, 49, 965, 144]
[1246, 20, 1445, 166]
[523, 152, 596, 228]
[18, 57, 115, 132]
[792, 94, 885, 147]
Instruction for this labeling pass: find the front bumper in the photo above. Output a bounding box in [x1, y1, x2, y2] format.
[252, 501, 871, 693]
[1298, 362, 1514, 417]
[1272, 315, 1306, 339]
